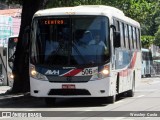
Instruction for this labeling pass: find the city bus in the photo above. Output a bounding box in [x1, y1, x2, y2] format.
[141, 48, 152, 77]
[7, 35, 18, 87]
[29, 5, 141, 106]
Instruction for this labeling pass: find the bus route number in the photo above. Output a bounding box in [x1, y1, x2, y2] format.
[82, 69, 92, 75]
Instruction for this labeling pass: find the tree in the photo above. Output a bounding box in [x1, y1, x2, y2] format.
[141, 35, 154, 48]
[154, 26, 160, 46]
[9, 0, 48, 93]
[46, 0, 103, 8]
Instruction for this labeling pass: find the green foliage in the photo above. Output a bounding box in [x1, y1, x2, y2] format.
[0, 0, 6, 3]
[4, 0, 160, 47]
[141, 35, 154, 48]
[154, 26, 160, 46]
[46, 0, 103, 8]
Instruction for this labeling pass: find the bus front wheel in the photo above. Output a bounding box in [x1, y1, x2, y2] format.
[101, 95, 116, 104]
[107, 95, 116, 104]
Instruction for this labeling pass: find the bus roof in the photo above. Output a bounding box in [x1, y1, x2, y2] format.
[35, 5, 124, 16]
[8, 35, 18, 38]
[34, 5, 140, 27]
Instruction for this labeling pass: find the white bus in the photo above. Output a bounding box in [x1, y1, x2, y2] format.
[29, 5, 141, 106]
[141, 48, 152, 77]
[7, 35, 18, 87]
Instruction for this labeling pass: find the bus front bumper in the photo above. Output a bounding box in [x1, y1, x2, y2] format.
[30, 77, 115, 98]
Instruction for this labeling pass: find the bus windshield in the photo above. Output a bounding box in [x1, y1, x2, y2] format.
[30, 16, 110, 67]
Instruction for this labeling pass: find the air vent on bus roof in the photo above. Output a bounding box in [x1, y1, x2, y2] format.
[75, 5, 124, 16]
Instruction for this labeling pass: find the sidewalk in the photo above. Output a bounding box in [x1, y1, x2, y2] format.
[0, 86, 31, 103]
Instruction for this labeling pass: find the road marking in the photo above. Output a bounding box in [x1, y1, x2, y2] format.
[84, 109, 93, 111]
[137, 95, 145, 98]
[115, 101, 124, 104]
[136, 89, 157, 92]
[0, 117, 10, 119]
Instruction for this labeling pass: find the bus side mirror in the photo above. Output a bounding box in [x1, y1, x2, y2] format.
[8, 56, 14, 62]
[113, 31, 120, 48]
[110, 25, 120, 48]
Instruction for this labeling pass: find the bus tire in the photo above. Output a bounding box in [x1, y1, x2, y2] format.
[127, 74, 135, 97]
[45, 98, 56, 107]
[101, 95, 116, 104]
[107, 95, 116, 104]
[148, 74, 151, 77]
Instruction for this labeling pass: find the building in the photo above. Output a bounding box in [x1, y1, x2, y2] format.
[0, 8, 21, 86]
[0, 8, 21, 35]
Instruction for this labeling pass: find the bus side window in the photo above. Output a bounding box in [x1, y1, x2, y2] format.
[132, 27, 137, 49]
[113, 19, 121, 47]
[120, 22, 125, 48]
[138, 29, 141, 49]
[115, 20, 120, 31]
[136, 28, 141, 50]
[124, 24, 129, 49]
[129, 25, 134, 49]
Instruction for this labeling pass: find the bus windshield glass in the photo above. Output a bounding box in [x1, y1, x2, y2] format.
[30, 16, 110, 67]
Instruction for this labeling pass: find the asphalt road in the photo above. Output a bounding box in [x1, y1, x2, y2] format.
[0, 76, 160, 120]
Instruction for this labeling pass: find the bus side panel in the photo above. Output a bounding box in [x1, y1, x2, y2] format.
[109, 70, 118, 96]
[135, 50, 142, 86]
[114, 48, 141, 94]
[115, 48, 132, 93]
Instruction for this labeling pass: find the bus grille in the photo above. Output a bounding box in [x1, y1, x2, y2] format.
[46, 76, 92, 83]
[48, 89, 91, 96]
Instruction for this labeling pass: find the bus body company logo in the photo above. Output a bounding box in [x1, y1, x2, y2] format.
[45, 70, 59, 75]
[2, 112, 11, 117]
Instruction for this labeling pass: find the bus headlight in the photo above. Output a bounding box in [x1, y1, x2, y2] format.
[102, 69, 109, 75]
[91, 65, 110, 80]
[98, 65, 110, 79]
[10, 74, 14, 79]
[31, 69, 37, 76]
[8, 72, 14, 79]
[30, 65, 47, 80]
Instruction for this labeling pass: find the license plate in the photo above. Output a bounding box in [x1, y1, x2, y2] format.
[62, 84, 75, 89]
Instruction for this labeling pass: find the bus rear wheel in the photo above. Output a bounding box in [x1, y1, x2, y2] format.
[45, 98, 56, 107]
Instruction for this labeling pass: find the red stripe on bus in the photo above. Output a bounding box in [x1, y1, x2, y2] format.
[63, 69, 82, 76]
[130, 52, 137, 69]
[119, 52, 137, 77]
